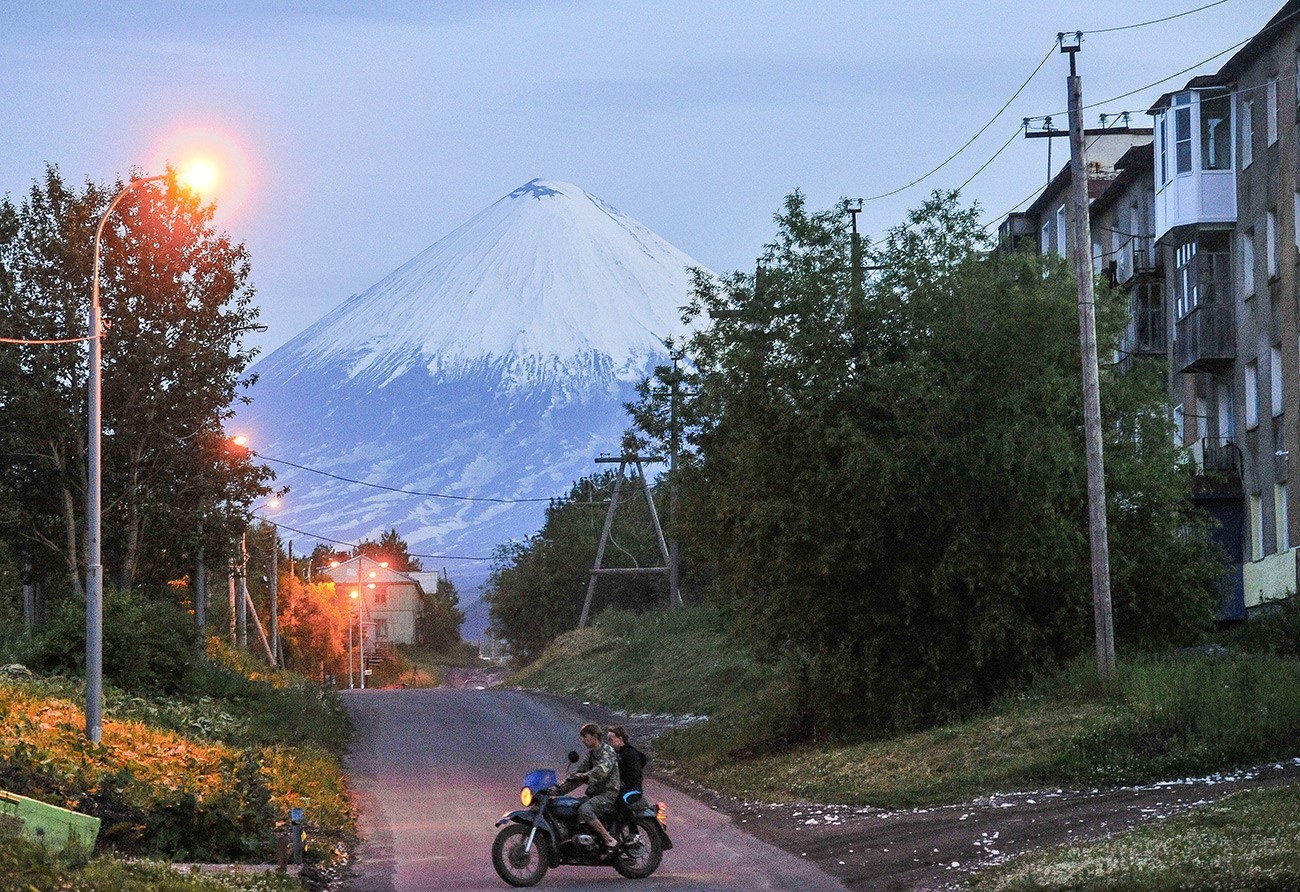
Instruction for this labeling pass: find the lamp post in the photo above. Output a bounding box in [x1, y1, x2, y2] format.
[86, 173, 169, 744]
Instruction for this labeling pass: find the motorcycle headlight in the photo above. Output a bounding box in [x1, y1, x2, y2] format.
[520, 787, 533, 808]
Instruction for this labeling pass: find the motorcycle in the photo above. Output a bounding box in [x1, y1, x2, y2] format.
[492, 750, 672, 887]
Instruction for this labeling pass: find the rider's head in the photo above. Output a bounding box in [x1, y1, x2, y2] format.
[580, 722, 603, 748]
[607, 725, 629, 748]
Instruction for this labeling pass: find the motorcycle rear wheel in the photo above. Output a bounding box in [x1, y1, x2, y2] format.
[492, 823, 550, 887]
[612, 817, 664, 879]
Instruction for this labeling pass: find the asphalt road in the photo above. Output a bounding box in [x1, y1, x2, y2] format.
[342, 689, 846, 892]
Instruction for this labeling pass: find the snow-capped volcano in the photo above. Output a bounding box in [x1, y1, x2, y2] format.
[238, 179, 707, 637]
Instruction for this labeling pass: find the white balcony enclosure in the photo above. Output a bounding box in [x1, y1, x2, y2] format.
[1153, 88, 1237, 241]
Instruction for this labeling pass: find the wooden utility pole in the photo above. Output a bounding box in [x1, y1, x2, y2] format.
[270, 532, 280, 667]
[579, 454, 672, 627]
[1063, 32, 1116, 680]
[236, 533, 249, 649]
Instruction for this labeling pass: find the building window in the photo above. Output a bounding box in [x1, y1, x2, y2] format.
[1176, 240, 1197, 317]
[1056, 205, 1067, 255]
[1273, 344, 1285, 416]
[1251, 493, 1264, 560]
[374, 619, 389, 640]
[1196, 396, 1210, 441]
[1268, 210, 1279, 278]
[1243, 99, 1254, 167]
[1247, 360, 1260, 429]
[1175, 93, 1193, 173]
[1201, 93, 1232, 169]
[1175, 403, 1186, 444]
[1243, 230, 1256, 296]
[1041, 221, 1051, 254]
[1277, 484, 1291, 552]
[1218, 378, 1236, 439]
[1268, 78, 1279, 145]
[1158, 111, 1169, 184]
[1295, 192, 1300, 254]
[374, 588, 388, 606]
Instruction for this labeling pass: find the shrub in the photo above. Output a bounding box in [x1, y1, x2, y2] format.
[25, 588, 197, 695]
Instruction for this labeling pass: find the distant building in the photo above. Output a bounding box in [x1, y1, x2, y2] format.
[319, 555, 424, 648]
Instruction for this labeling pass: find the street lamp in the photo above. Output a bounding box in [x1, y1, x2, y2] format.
[85, 165, 218, 742]
[86, 172, 170, 744]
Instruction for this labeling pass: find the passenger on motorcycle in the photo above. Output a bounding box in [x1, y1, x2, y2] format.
[607, 724, 647, 840]
[556, 722, 621, 853]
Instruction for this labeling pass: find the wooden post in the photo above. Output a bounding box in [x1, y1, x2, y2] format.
[580, 462, 626, 627]
[1064, 34, 1116, 680]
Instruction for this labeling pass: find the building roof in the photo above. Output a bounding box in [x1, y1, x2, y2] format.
[1148, 2, 1300, 112]
[319, 555, 425, 592]
[1089, 142, 1154, 216]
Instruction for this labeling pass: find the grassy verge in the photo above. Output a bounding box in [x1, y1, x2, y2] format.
[0, 820, 301, 892]
[367, 642, 484, 688]
[509, 606, 778, 717]
[517, 610, 1300, 809]
[0, 644, 353, 867]
[968, 784, 1300, 891]
[658, 651, 1300, 809]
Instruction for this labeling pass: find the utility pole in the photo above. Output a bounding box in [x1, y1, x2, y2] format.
[270, 531, 280, 667]
[236, 533, 249, 649]
[228, 560, 237, 644]
[667, 349, 683, 610]
[1062, 32, 1116, 680]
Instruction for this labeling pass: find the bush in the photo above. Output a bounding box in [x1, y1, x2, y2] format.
[24, 588, 197, 695]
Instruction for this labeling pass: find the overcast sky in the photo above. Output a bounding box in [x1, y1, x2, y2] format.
[2, 0, 1282, 355]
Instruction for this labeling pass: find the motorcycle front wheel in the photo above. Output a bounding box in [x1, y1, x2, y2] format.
[492, 823, 551, 887]
[612, 817, 664, 879]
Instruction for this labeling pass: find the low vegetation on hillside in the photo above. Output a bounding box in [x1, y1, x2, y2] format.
[0, 641, 353, 874]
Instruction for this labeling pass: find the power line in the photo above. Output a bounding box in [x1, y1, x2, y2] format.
[0, 334, 96, 345]
[252, 512, 495, 562]
[253, 450, 555, 503]
[863, 42, 1058, 202]
[1083, 0, 1233, 35]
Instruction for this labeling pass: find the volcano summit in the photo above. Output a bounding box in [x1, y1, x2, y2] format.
[237, 179, 707, 630]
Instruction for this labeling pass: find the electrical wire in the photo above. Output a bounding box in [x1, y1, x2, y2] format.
[1083, 0, 1233, 35]
[863, 42, 1058, 202]
[0, 334, 96, 345]
[253, 450, 555, 503]
[253, 513, 495, 562]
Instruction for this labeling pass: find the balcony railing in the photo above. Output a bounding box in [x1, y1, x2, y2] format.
[1174, 302, 1234, 373]
[1193, 437, 1243, 496]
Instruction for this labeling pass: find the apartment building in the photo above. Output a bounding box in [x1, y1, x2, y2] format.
[1001, 2, 1300, 616]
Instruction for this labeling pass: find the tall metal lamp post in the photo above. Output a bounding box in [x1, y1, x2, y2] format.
[86, 173, 169, 744]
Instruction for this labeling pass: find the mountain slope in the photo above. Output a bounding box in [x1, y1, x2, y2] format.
[237, 180, 707, 637]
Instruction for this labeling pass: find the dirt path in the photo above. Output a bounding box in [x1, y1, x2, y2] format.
[674, 758, 1300, 891]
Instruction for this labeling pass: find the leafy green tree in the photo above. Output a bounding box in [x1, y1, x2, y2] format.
[418, 576, 466, 651]
[355, 528, 424, 572]
[0, 166, 271, 605]
[485, 472, 669, 663]
[632, 190, 1221, 736]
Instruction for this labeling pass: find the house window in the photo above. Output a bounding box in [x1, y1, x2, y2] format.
[1243, 230, 1256, 295]
[1247, 361, 1260, 429]
[1201, 93, 1231, 169]
[1243, 99, 1254, 167]
[1175, 93, 1193, 174]
[1294, 192, 1300, 253]
[1218, 378, 1236, 439]
[374, 619, 389, 640]
[1251, 493, 1264, 560]
[374, 588, 388, 606]
[1268, 78, 1279, 145]
[1176, 240, 1197, 317]
[1056, 205, 1067, 255]
[1092, 239, 1103, 275]
[1175, 403, 1186, 444]
[1268, 210, 1279, 278]
[1277, 484, 1291, 552]
[1158, 111, 1169, 184]
[1041, 221, 1051, 254]
[1273, 344, 1285, 416]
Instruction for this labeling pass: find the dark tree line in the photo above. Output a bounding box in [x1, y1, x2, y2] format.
[489, 190, 1222, 737]
[0, 166, 271, 618]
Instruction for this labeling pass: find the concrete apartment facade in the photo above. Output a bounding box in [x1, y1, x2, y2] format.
[1002, 2, 1300, 616]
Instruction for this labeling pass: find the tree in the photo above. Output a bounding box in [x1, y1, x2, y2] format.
[631, 190, 1221, 736]
[417, 576, 465, 652]
[0, 166, 271, 605]
[484, 472, 669, 663]
[355, 528, 424, 572]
